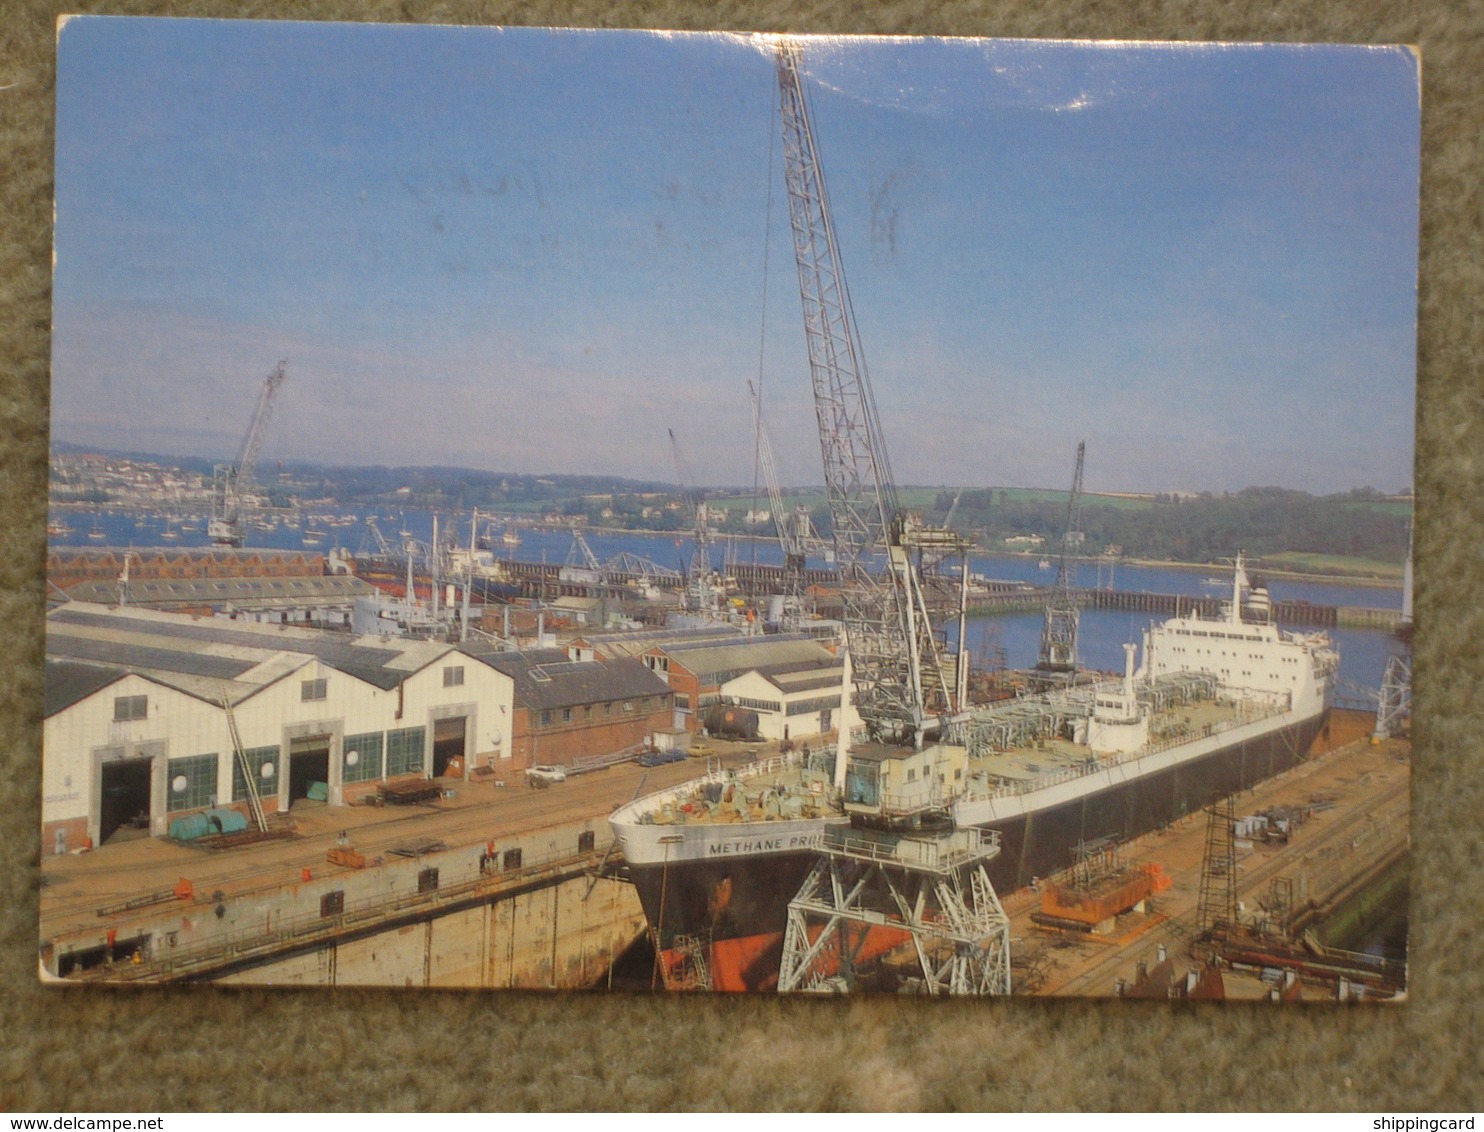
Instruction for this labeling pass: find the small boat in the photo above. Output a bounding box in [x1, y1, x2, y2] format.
[46, 519, 72, 537]
[87, 517, 106, 541]
[1037, 557, 1051, 569]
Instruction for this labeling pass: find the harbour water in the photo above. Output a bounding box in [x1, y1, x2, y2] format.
[50, 505, 1405, 688]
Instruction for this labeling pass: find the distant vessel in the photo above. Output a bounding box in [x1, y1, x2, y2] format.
[610, 557, 1337, 991]
[86, 517, 106, 541]
[502, 527, 522, 547]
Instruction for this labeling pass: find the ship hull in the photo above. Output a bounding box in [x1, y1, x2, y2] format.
[621, 708, 1328, 989]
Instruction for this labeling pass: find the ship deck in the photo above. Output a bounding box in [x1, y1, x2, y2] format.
[625, 694, 1269, 824]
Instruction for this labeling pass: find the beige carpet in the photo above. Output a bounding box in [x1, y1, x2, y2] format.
[2, 0, 1479, 1113]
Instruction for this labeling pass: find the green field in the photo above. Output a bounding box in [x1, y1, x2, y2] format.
[1258, 551, 1406, 580]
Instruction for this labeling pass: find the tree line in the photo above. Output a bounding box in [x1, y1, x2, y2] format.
[933, 486, 1409, 564]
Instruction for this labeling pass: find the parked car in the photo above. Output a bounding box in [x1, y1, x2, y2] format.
[526, 764, 568, 787]
[636, 749, 687, 767]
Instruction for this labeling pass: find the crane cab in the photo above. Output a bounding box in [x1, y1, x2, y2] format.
[842, 740, 968, 829]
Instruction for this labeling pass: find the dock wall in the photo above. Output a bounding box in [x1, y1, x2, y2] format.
[48, 817, 645, 988]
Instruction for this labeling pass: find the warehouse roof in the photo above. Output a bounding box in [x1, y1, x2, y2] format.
[63, 575, 377, 610]
[44, 602, 463, 709]
[571, 624, 743, 659]
[648, 635, 835, 685]
[44, 659, 128, 717]
[469, 648, 671, 712]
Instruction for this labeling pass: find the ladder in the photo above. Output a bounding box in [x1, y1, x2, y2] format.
[221, 686, 268, 832]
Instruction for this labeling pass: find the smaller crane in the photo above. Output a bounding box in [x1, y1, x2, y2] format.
[1036, 440, 1086, 680]
[748, 379, 811, 629]
[210, 360, 287, 547]
[668, 428, 715, 617]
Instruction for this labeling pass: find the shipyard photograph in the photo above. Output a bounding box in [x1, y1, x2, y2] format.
[42, 20, 1418, 999]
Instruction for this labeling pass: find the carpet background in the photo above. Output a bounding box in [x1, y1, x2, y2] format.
[1, 0, 1479, 1113]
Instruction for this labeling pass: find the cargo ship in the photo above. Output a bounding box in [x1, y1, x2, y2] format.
[609, 559, 1338, 990]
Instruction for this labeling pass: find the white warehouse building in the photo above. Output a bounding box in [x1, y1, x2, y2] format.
[43, 603, 516, 856]
[715, 655, 845, 743]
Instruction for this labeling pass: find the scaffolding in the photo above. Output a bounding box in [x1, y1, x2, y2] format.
[777, 827, 1011, 995]
[1196, 795, 1238, 940]
[1373, 654, 1412, 740]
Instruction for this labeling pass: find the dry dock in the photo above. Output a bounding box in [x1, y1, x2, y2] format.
[1003, 715, 1409, 1000]
[39, 744, 766, 987]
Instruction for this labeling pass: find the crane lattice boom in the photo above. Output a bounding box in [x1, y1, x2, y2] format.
[210, 360, 287, 547]
[1037, 440, 1086, 675]
[776, 40, 964, 745]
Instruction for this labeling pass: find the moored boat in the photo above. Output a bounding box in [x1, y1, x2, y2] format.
[610, 557, 1337, 990]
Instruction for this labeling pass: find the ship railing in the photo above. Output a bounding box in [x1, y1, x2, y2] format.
[958, 701, 1292, 805]
[625, 744, 843, 824]
[821, 827, 1000, 872]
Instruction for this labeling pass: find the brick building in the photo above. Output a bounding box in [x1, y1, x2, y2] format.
[467, 647, 673, 769]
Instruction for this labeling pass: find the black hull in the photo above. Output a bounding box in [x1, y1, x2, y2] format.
[981, 710, 1328, 893]
[626, 711, 1330, 971]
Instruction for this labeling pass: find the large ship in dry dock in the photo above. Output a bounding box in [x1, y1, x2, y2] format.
[610, 559, 1338, 991]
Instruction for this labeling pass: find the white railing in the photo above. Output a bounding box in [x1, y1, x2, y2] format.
[958, 700, 1290, 806]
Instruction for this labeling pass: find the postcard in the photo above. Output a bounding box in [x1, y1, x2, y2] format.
[43, 18, 1417, 998]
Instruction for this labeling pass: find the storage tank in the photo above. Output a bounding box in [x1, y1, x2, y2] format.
[703, 704, 760, 739]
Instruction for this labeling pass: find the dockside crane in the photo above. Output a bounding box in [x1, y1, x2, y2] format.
[210, 360, 288, 547]
[775, 40, 968, 751]
[772, 38, 1008, 997]
[668, 427, 715, 616]
[1036, 440, 1086, 680]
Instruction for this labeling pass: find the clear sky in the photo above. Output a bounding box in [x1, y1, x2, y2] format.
[51, 19, 1420, 495]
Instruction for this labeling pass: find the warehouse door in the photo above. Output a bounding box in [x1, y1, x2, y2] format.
[432, 717, 467, 778]
[288, 735, 331, 808]
[100, 757, 152, 844]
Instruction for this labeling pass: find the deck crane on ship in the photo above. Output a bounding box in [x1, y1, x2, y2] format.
[209, 360, 287, 548]
[769, 38, 1009, 995]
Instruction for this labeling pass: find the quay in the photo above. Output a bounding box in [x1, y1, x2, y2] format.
[1002, 711, 1409, 1000]
[39, 743, 764, 987]
[496, 556, 1395, 630]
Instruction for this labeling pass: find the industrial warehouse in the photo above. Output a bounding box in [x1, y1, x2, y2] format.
[41, 595, 861, 858]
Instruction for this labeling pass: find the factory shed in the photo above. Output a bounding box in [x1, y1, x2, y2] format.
[61, 574, 379, 629]
[639, 634, 838, 731]
[42, 602, 515, 856]
[717, 654, 845, 742]
[462, 646, 673, 769]
[565, 624, 743, 663]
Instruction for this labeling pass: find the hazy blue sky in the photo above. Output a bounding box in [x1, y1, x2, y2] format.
[51, 19, 1420, 494]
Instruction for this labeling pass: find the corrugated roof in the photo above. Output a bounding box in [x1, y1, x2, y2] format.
[48, 604, 450, 690]
[656, 636, 834, 683]
[65, 575, 376, 608]
[478, 650, 671, 711]
[575, 625, 743, 659]
[45, 660, 126, 717]
[47, 635, 257, 681]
